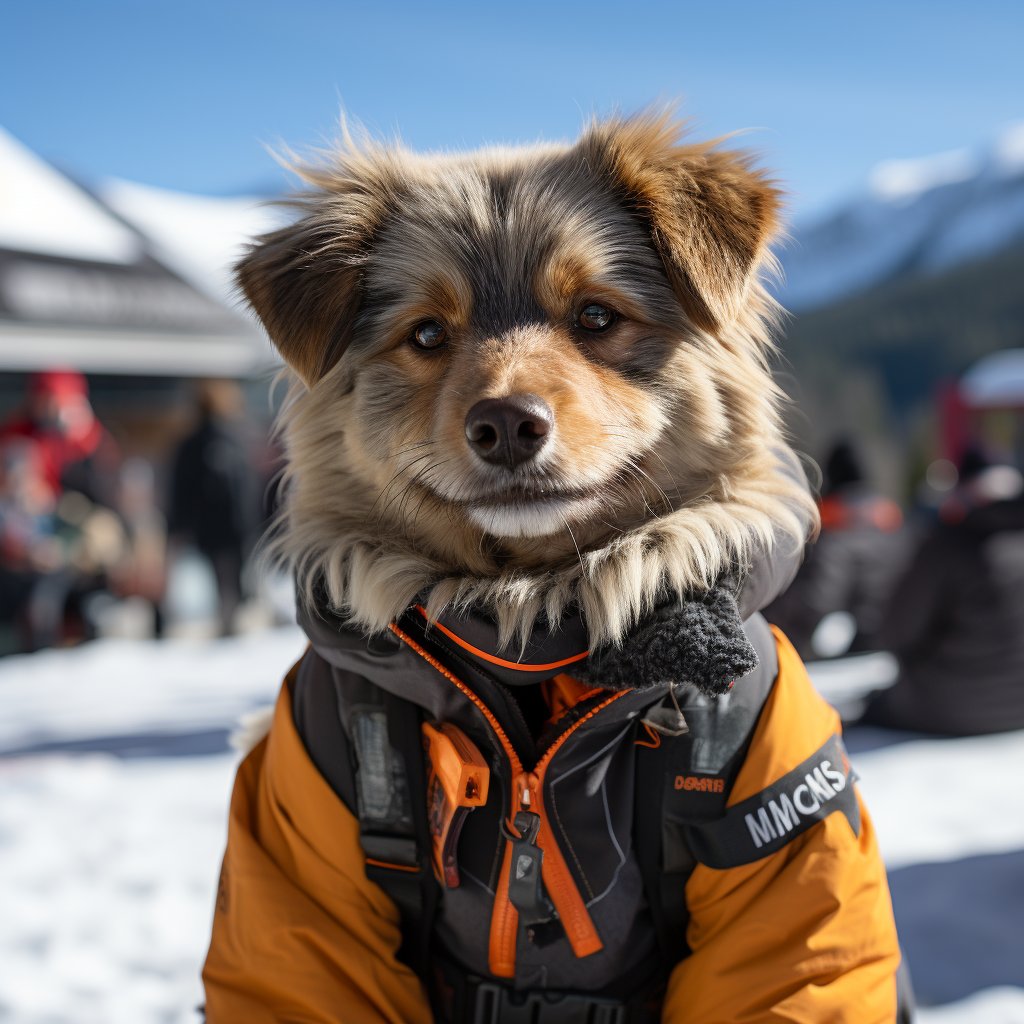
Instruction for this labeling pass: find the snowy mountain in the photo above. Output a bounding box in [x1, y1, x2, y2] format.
[779, 123, 1024, 312]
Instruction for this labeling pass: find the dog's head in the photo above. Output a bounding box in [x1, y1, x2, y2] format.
[241, 112, 801, 633]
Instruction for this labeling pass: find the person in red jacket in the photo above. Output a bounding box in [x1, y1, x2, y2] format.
[0, 371, 121, 648]
[0, 370, 118, 506]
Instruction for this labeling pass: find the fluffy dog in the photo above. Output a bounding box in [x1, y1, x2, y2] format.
[205, 111, 906, 1024]
[239, 110, 814, 647]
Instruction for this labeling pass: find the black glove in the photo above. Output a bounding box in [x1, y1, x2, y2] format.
[579, 583, 758, 696]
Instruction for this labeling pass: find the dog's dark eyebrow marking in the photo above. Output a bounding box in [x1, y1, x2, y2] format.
[460, 169, 550, 338]
[470, 276, 548, 338]
[354, 162, 686, 351]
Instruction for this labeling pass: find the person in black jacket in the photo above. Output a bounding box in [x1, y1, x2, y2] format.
[168, 381, 258, 635]
[766, 440, 906, 658]
[864, 462, 1024, 735]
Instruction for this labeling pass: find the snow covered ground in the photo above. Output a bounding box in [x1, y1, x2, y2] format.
[1, 632, 1022, 1023]
[0, 630, 302, 1024]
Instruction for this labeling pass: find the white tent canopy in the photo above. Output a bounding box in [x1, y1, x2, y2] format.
[99, 178, 284, 309]
[0, 127, 274, 377]
[960, 349, 1024, 409]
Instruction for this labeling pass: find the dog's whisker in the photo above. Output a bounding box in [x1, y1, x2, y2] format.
[394, 439, 436, 458]
[624, 467, 668, 520]
[367, 454, 437, 521]
[559, 513, 587, 577]
[593, 419, 684, 501]
[623, 459, 674, 514]
[384, 458, 453, 527]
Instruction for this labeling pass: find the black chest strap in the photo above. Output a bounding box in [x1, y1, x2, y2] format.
[634, 727, 696, 966]
[292, 650, 441, 986]
[344, 682, 440, 989]
[632, 612, 779, 966]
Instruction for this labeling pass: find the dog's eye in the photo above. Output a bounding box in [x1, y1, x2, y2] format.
[577, 304, 616, 332]
[411, 320, 447, 350]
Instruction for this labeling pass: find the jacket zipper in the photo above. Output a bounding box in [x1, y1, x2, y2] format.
[389, 621, 627, 979]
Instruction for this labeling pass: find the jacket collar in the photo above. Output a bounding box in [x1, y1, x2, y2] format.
[415, 603, 590, 686]
[298, 591, 590, 687]
[300, 577, 752, 698]
[297, 505, 804, 696]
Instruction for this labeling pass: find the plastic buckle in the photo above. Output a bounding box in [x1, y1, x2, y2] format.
[470, 981, 627, 1024]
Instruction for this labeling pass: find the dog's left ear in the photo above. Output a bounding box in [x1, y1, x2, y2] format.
[583, 114, 782, 334]
[236, 153, 393, 387]
[236, 216, 365, 387]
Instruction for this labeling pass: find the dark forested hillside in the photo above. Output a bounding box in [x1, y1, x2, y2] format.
[777, 238, 1024, 470]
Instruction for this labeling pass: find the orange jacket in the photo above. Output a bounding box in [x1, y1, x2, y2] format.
[203, 627, 900, 1023]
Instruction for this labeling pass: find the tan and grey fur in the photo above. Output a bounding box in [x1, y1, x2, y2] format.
[240, 111, 816, 648]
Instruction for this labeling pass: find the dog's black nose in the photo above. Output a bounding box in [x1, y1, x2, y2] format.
[465, 394, 553, 468]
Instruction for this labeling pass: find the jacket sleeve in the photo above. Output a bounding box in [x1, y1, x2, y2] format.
[202, 661, 433, 1024]
[662, 629, 901, 1024]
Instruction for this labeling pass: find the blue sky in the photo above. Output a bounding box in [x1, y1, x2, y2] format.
[3, 1, 1022, 219]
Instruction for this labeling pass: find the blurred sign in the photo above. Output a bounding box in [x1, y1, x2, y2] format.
[0, 248, 270, 376]
[0, 252, 233, 332]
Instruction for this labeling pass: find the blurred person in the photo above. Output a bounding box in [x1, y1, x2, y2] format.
[42, 489, 127, 647]
[0, 369, 119, 506]
[863, 454, 1024, 735]
[935, 444, 1009, 523]
[168, 380, 259, 635]
[0, 438, 61, 649]
[766, 439, 906, 658]
[0, 436, 126, 650]
[108, 458, 168, 636]
[0, 438, 58, 567]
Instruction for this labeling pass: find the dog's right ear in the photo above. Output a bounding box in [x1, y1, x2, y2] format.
[235, 214, 366, 388]
[582, 112, 782, 336]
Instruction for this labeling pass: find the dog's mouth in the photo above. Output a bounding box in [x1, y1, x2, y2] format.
[424, 469, 639, 539]
[461, 489, 605, 538]
[463, 480, 594, 507]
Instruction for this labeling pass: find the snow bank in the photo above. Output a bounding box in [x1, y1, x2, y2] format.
[856, 730, 1024, 870]
[0, 754, 231, 1024]
[919, 987, 1024, 1023]
[0, 628, 304, 752]
[0, 629, 303, 1023]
